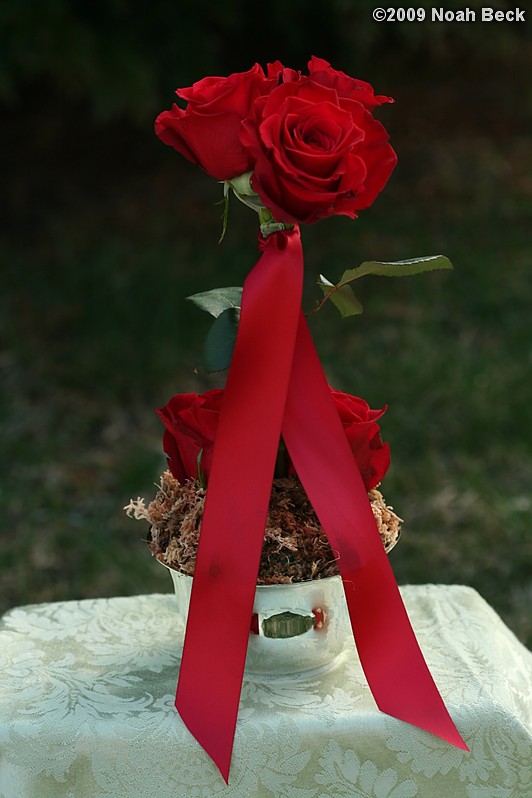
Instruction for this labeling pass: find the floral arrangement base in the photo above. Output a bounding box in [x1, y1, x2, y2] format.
[127, 470, 402, 584]
[164, 566, 351, 679]
[126, 471, 402, 678]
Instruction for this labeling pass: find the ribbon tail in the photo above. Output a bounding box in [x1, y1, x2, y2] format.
[175, 229, 304, 782]
[282, 313, 468, 750]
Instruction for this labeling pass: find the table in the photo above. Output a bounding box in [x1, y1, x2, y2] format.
[1, 585, 530, 797]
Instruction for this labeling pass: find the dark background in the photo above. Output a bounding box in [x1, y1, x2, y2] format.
[1, 0, 531, 644]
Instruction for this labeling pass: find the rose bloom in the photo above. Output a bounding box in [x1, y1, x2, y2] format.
[305, 56, 393, 110]
[328, 390, 390, 491]
[155, 63, 282, 181]
[156, 57, 396, 224]
[156, 390, 223, 485]
[240, 58, 397, 224]
[157, 388, 389, 491]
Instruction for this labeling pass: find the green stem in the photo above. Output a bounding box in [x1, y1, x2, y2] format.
[274, 438, 289, 478]
[196, 449, 206, 489]
[306, 289, 335, 317]
[258, 207, 275, 226]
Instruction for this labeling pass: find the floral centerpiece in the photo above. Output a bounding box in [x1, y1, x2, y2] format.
[127, 389, 402, 584]
[125, 57, 467, 781]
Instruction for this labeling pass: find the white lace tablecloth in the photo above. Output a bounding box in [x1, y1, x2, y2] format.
[0, 585, 530, 798]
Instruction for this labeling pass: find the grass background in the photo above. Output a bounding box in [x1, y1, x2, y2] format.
[1, 2, 531, 646]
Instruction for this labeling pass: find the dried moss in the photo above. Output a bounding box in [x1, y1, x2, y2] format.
[125, 471, 402, 584]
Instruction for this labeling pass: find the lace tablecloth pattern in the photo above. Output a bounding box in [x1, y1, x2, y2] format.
[0, 585, 530, 798]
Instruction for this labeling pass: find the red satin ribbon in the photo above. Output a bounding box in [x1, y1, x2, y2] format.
[282, 314, 468, 744]
[175, 228, 467, 783]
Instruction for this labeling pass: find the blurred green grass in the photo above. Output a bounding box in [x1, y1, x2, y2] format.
[1, 74, 531, 648]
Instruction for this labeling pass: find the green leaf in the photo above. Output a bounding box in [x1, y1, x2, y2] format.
[315, 256, 453, 318]
[187, 287, 243, 318]
[318, 274, 363, 318]
[201, 306, 240, 372]
[338, 255, 453, 284]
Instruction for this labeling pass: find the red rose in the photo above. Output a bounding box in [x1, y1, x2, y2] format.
[156, 390, 224, 484]
[157, 387, 389, 491]
[155, 63, 282, 181]
[240, 60, 397, 224]
[328, 390, 390, 490]
[306, 56, 394, 110]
